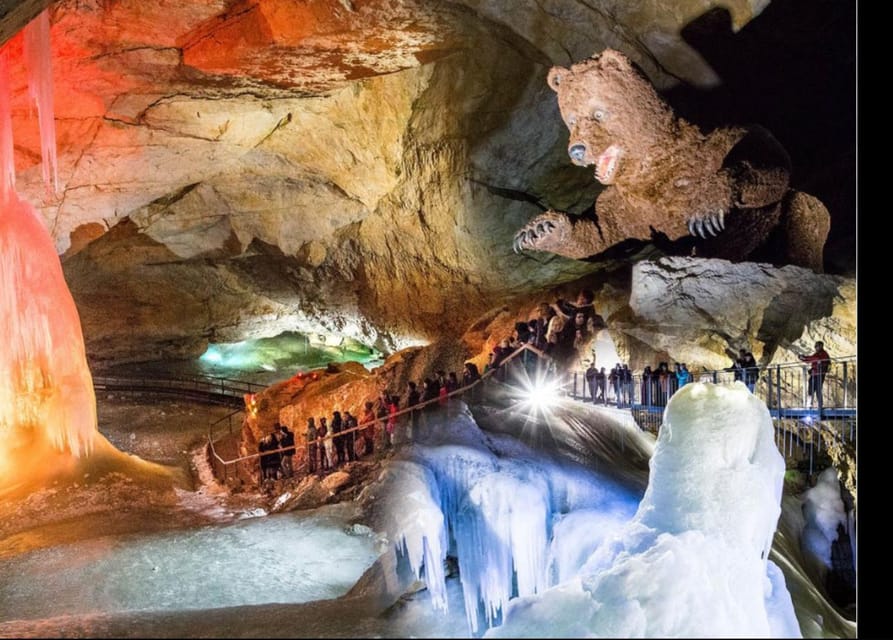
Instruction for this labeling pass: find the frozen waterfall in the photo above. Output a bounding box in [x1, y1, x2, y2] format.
[377, 382, 800, 637]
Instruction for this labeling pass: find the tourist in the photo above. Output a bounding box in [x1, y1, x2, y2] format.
[799, 341, 831, 413]
[305, 417, 318, 473]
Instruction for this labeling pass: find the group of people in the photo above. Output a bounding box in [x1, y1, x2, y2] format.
[580, 341, 832, 412]
[726, 348, 760, 392]
[584, 361, 692, 408]
[730, 342, 832, 409]
[257, 332, 835, 486]
[258, 423, 297, 481]
[640, 362, 691, 406]
[302, 408, 368, 475]
[257, 364, 486, 484]
[486, 288, 607, 380]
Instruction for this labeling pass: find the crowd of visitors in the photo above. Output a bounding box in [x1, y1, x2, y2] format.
[583, 360, 692, 408]
[258, 423, 296, 481]
[485, 288, 607, 382]
[256, 365, 482, 485]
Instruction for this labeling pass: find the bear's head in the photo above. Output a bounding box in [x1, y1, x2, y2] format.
[547, 49, 675, 185]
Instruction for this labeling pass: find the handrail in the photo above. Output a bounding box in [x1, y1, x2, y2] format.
[93, 374, 262, 404]
[207, 407, 246, 473]
[698, 354, 856, 376]
[570, 354, 857, 414]
[94, 373, 263, 393]
[575, 355, 856, 383]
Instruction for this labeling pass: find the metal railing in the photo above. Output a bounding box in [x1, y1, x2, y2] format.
[93, 373, 263, 407]
[568, 356, 856, 411]
[206, 408, 248, 484]
[567, 356, 857, 475]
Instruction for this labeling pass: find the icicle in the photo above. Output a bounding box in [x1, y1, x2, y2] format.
[23, 9, 58, 197]
[0, 51, 14, 203]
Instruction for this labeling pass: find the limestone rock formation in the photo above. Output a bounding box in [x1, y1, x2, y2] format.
[621, 256, 855, 370]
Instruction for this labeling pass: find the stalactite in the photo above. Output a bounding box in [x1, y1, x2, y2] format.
[23, 9, 58, 196]
[0, 51, 15, 203]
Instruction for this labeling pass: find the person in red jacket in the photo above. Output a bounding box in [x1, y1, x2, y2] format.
[799, 341, 830, 412]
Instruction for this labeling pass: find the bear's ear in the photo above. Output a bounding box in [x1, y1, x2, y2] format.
[547, 66, 567, 92]
[598, 49, 633, 72]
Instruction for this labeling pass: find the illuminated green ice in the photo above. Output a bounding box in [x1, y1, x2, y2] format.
[198, 331, 382, 376]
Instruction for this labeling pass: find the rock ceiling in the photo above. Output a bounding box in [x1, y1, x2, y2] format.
[1, 0, 856, 365]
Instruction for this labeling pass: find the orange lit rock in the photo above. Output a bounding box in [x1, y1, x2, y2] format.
[179, 0, 453, 88]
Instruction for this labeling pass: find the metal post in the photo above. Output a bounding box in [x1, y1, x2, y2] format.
[573, 372, 578, 399]
[802, 367, 808, 408]
[818, 422, 822, 454]
[809, 427, 814, 476]
[785, 422, 790, 458]
[712, 370, 718, 384]
[779, 420, 784, 455]
[775, 366, 782, 419]
[843, 362, 848, 408]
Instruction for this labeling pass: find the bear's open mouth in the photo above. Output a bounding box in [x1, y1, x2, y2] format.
[595, 144, 621, 183]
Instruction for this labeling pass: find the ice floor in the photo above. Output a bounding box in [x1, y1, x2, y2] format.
[0, 504, 382, 622]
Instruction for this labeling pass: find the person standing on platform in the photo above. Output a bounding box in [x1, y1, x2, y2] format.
[800, 341, 831, 414]
[305, 417, 318, 474]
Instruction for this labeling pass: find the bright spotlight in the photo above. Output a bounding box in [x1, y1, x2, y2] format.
[524, 378, 562, 412]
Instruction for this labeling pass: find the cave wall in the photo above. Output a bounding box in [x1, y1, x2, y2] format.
[1, 0, 855, 365]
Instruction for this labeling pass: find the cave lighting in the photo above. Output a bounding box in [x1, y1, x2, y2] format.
[507, 363, 565, 417]
[309, 331, 344, 347]
[199, 346, 223, 364]
[244, 393, 258, 418]
[198, 339, 261, 369]
[524, 377, 562, 412]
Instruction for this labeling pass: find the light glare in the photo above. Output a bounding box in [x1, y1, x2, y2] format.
[524, 378, 561, 411]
